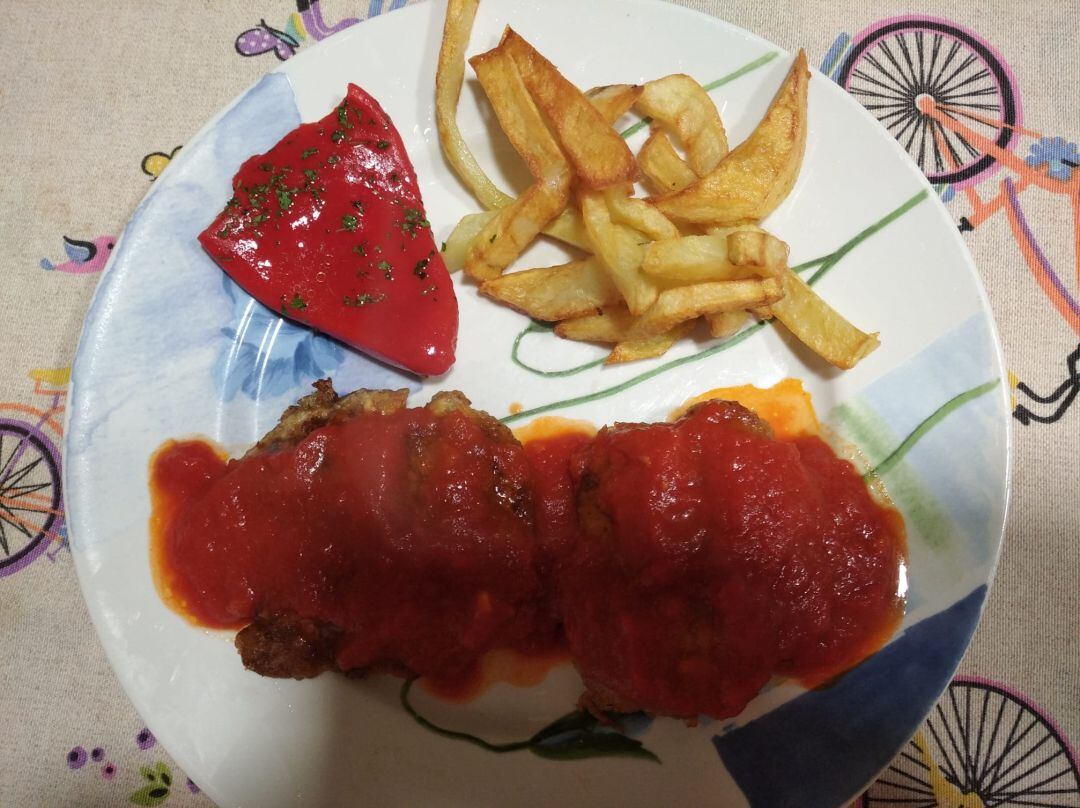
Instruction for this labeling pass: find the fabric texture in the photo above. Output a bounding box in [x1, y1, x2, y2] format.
[0, 1, 1075, 805]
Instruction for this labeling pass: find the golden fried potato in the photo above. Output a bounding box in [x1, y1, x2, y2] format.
[642, 230, 788, 283]
[557, 277, 781, 345]
[637, 132, 698, 194]
[580, 191, 659, 315]
[636, 74, 728, 175]
[501, 29, 636, 189]
[653, 51, 809, 225]
[604, 186, 680, 241]
[555, 306, 637, 343]
[478, 258, 620, 321]
[770, 269, 879, 369]
[606, 321, 695, 364]
[465, 47, 572, 279]
[443, 211, 498, 272]
[586, 83, 644, 125]
[435, 1, 590, 252]
[634, 278, 782, 335]
[705, 310, 749, 338]
[435, 0, 510, 210]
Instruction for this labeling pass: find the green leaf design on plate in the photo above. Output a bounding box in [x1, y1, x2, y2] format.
[400, 679, 660, 763]
[531, 729, 660, 763]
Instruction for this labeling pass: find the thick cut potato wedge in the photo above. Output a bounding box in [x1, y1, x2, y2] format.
[580, 192, 659, 315]
[607, 320, 695, 364]
[770, 269, 879, 369]
[642, 231, 788, 283]
[479, 258, 620, 321]
[637, 132, 698, 194]
[443, 211, 498, 272]
[653, 51, 809, 225]
[435, 1, 589, 251]
[557, 277, 782, 343]
[636, 74, 728, 175]
[587, 84, 644, 125]
[634, 278, 782, 335]
[465, 47, 572, 279]
[501, 29, 637, 189]
[555, 306, 638, 343]
[705, 310, 749, 338]
[604, 187, 680, 241]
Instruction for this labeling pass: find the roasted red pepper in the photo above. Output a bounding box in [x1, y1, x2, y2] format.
[199, 84, 457, 376]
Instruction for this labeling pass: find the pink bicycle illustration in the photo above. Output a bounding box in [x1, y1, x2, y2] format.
[0, 368, 68, 577]
[824, 16, 1080, 338]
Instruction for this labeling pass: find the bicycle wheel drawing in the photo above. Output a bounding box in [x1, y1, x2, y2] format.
[0, 420, 64, 577]
[836, 16, 1021, 188]
[862, 677, 1080, 807]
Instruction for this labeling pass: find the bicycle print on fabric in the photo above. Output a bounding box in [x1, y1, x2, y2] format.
[822, 16, 1080, 428]
[860, 677, 1080, 808]
[0, 369, 70, 577]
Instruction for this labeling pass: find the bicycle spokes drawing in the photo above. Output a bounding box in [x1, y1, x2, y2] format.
[0, 368, 69, 577]
[862, 677, 1080, 808]
[827, 16, 1080, 339]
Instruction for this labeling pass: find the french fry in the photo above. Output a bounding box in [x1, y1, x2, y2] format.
[634, 277, 782, 335]
[638, 132, 698, 194]
[435, 0, 510, 210]
[587, 84, 644, 125]
[642, 231, 788, 283]
[653, 51, 810, 225]
[607, 320, 695, 364]
[558, 278, 781, 344]
[705, 310, 749, 338]
[435, 0, 589, 252]
[580, 191, 659, 315]
[501, 29, 637, 189]
[465, 47, 572, 280]
[636, 74, 728, 175]
[443, 211, 498, 272]
[555, 306, 637, 343]
[769, 269, 879, 369]
[479, 258, 620, 321]
[604, 186, 680, 241]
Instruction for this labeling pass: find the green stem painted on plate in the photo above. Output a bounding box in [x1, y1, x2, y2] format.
[806, 189, 928, 286]
[400, 679, 660, 762]
[864, 379, 1000, 481]
[619, 51, 780, 140]
[512, 322, 606, 378]
[503, 190, 929, 422]
[503, 322, 767, 424]
[400, 679, 533, 753]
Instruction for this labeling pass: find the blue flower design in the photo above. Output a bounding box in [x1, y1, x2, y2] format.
[214, 275, 345, 400]
[1025, 136, 1079, 181]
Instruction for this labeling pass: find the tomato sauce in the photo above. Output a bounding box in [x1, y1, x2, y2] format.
[149, 387, 905, 716]
[199, 84, 457, 376]
[152, 404, 544, 680]
[558, 399, 904, 718]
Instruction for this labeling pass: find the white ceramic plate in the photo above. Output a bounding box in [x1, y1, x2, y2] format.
[66, 1, 1011, 805]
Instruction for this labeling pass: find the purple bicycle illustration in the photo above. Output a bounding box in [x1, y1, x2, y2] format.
[0, 368, 68, 577]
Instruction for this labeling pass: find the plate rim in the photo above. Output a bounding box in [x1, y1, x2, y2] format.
[63, 1, 1014, 805]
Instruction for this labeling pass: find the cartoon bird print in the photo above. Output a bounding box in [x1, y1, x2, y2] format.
[39, 235, 115, 275]
[141, 146, 181, 181]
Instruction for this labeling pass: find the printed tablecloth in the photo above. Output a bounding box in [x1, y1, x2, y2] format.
[0, 1, 1075, 805]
